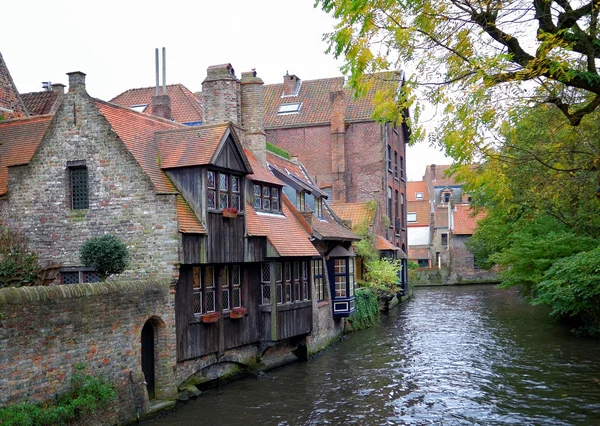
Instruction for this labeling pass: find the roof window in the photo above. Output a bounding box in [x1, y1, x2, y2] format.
[415, 192, 424, 199]
[278, 102, 302, 115]
[130, 104, 147, 112]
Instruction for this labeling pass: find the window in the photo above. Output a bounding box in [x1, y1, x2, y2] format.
[61, 268, 100, 284]
[334, 259, 347, 297]
[232, 265, 242, 308]
[294, 262, 301, 302]
[387, 187, 392, 222]
[313, 259, 325, 301]
[261, 261, 310, 305]
[417, 259, 429, 268]
[222, 266, 230, 311]
[285, 262, 292, 303]
[349, 258, 355, 297]
[400, 193, 405, 229]
[70, 166, 89, 210]
[208, 171, 243, 211]
[387, 145, 392, 171]
[254, 184, 280, 213]
[394, 190, 399, 219]
[394, 152, 398, 178]
[407, 212, 417, 222]
[276, 262, 283, 304]
[130, 104, 147, 112]
[443, 192, 451, 203]
[278, 102, 302, 114]
[261, 263, 271, 305]
[193, 267, 202, 315]
[441, 233, 448, 246]
[399, 156, 404, 179]
[303, 261, 310, 300]
[205, 267, 216, 313]
[297, 191, 305, 212]
[415, 192, 424, 200]
[193, 265, 243, 315]
[314, 197, 323, 218]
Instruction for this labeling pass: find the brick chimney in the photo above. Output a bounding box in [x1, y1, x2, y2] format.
[152, 94, 171, 120]
[241, 70, 266, 165]
[67, 71, 86, 93]
[282, 74, 301, 96]
[202, 64, 240, 125]
[431, 164, 436, 181]
[330, 89, 347, 203]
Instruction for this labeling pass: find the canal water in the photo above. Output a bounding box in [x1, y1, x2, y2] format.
[150, 285, 600, 425]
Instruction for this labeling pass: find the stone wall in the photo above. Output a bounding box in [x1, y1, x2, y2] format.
[0, 280, 177, 424]
[307, 267, 344, 354]
[4, 73, 181, 283]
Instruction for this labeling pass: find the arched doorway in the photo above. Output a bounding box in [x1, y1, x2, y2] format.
[141, 321, 155, 399]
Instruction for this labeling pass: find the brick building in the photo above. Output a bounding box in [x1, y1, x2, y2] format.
[406, 180, 431, 267]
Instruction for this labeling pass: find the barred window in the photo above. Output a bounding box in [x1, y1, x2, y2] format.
[285, 262, 292, 303]
[60, 268, 100, 284]
[294, 262, 301, 302]
[222, 266, 230, 311]
[302, 261, 310, 301]
[70, 167, 89, 210]
[232, 265, 242, 308]
[313, 259, 325, 301]
[192, 267, 202, 315]
[261, 262, 271, 305]
[205, 267, 216, 313]
[276, 262, 283, 304]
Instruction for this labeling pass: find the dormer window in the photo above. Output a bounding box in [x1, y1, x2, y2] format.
[208, 170, 243, 211]
[443, 192, 451, 203]
[253, 184, 280, 213]
[130, 104, 147, 112]
[315, 197, 323, 218]
[296, 192, 306, 212]
[278, 102, 302, 114]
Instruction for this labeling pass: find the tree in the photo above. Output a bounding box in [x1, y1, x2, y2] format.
[317, 0, 600, 162]
[0, 225, 41, 288]
[80, 235, 129, 281]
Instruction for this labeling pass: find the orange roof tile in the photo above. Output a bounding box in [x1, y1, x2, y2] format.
[245, 201, 318, 257]
[264, 71, 402, 128]
[246, 149, 284, 186]
[95, 99, 184, 193]
[329, 202, 375, 231]
[453, 204, 486, 235]
[376, 236, 398, 251]
[177, 195, 206, 234]
[110, 84, 203, 124]
[156, 123, 235, 169]
[0, 115, 53, 195]
[407, 181, 429, 201]
[21, 91, 61, 116]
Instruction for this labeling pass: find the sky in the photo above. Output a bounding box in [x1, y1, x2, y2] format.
[2, 0, 449, 181]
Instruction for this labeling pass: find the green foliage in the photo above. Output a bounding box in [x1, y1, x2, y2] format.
[0, 225, 41, 288]
[346, 287, 380, 332]
[266, 142, 290, 159]
[365, 257, 402, 294]
[317, 0, 600, 163]
[80, 235, 129, 280]
[0, 364, 116, 426]
[534, 247, 600, 337]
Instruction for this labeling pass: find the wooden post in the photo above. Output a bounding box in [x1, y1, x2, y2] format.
[270, 262, 277, 341]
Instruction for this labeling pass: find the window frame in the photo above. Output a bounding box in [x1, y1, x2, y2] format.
[407, 212, 417, 222]
[253, 183, 281, 213]
[207, 170, 243, 212]
[296, 191, 306, 212]
[69, 165, 89, 210]
[313, 259, 325, 302]
[314, 197, 323, 218]
[192, 265, 244, 317]
[60, 267, 100, 284]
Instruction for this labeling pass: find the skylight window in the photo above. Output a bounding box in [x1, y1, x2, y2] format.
[130, 104, 147, 113]
[278, 102, 302, 115]
[415, 192, 424, 199]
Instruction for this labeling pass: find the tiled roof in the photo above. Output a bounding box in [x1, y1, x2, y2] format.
[329, 202, 375, 231]
[109, 84, 203, 124]
[407, 181, 429, 201]
[263, 71, 402, 128]
[0, 115, 53, 195]
[407, 200, 430, 227]
[177, 195, 206, 234]
[453, 204, 485, 235]
[246, 149, 284, 186]
[21, 91, 60, 116]
[376, 235, 398, 251]
[95, 99, 184, 193]
[245, 201, 318, 257]
[156, 123, 245, 170]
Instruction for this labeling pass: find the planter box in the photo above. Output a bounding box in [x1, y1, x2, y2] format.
[201, 312, 221, 323]
[222, 210, 238, 218]
[229, 307, 247, 319]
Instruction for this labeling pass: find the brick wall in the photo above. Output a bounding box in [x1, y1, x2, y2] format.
[202, 64, 240, 126]
[0, 280, 177, 424]
[0, 53, 28, 119]
[3, 73, 181, 283]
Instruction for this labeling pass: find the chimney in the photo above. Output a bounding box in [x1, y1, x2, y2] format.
[151, 47, 171, 120]
[67, 71, 86, 93]
[330, 89, 347, 203]
[431, 164, 436, 181]
[51, 83, 66, 94]
[282, 73, 301, 96]
[240, 69, 266, 165]
[202, 63, 240, 125]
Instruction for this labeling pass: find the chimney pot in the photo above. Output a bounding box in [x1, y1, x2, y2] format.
[282, 74, 301, 97]
[51, 83, 66, 94]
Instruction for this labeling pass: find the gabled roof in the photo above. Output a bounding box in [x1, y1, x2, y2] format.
[329, 202, 375, 231]
[453, 204, 485, 235]
[263, 71, 402, 128]
[407, 181, 429, 201]
[0, 115, 53, 195]
[110, 84, 203, 124]
[245, 201, 318, 257]
[0, 52, 28, 119]
[21, 90, 61, 116]
[177, 195, 206, 234]
[156, 123, 251, 173]
[246, 149, 284, 186]
[376, 235, 398, 251]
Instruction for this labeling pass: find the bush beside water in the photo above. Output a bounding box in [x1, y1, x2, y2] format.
[346, 287, 380, 332]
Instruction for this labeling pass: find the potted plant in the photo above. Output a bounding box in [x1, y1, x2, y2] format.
[222, 207, 238, 218]
[201, 312, 221, 323]
[229, 307, 247, 319]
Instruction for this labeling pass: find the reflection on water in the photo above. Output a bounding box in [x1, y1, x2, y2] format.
[149, 286, 600, 425]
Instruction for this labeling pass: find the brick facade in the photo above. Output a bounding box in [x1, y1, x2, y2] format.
[0, 52, 28, 119]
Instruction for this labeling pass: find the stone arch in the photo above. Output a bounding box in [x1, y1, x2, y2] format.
[140, 315, 175, 401]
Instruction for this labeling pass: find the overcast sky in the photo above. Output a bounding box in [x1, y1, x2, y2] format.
[2, 0, 449, 181]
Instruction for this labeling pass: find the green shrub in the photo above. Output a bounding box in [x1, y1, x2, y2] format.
[80, 235, 129, 280]
[0, 225, 41, 288]
[0, 364, 116, 425]
[346, 287, 380, 332]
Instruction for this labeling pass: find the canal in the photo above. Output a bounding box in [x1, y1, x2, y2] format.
[150, 285, 600, 425]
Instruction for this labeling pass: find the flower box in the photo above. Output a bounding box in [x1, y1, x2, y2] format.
[201, 312, 221, 323]
[229, 307, 247, 319]
[222, 208, 238, 218]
